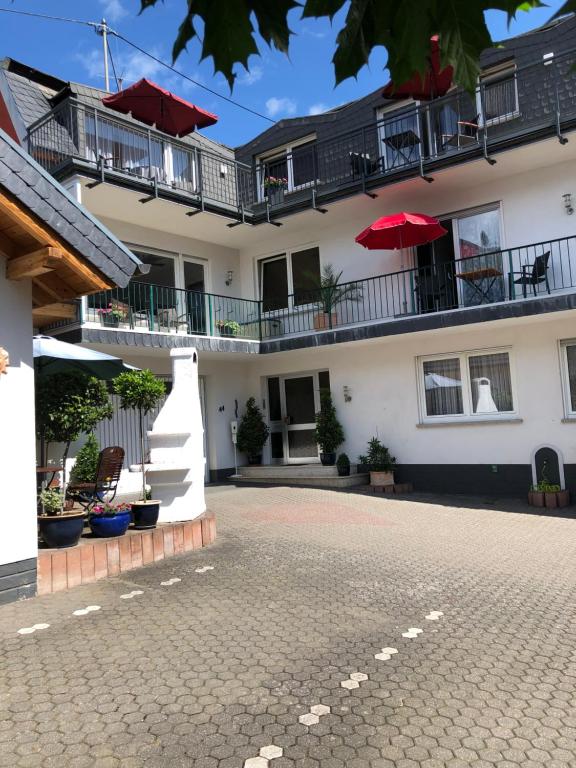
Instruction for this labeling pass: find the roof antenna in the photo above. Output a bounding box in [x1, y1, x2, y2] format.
[96, 18, 110, 92]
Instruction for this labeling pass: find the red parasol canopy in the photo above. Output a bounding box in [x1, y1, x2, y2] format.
[382, 36, 453, 101]
[102, 78, 218, 136]
[355, 212, 447, 250]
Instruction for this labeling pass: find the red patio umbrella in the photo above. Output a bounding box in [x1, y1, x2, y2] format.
[355, 212, 447, 251]
[102, 78, 218, 136]
[382, 36, 453, 101]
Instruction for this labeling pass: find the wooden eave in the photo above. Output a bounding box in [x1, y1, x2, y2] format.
[0, 188, 114, 327]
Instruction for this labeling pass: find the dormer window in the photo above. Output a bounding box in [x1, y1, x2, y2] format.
[479, 61, 519, 126]
[257, 136, 317, 200]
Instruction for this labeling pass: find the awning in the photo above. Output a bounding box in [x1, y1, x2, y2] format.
[102, 78, 218, 137]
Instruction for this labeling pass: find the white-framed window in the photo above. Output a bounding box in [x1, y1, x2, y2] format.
[418, 348, 516, 422]
[258, 246, 321, 313]
[560, 340, 576, 417]
[478, 62, 519, 126]
[257, 135, 317, 200]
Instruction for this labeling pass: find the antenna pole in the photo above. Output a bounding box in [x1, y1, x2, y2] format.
[98, 18, 110, 92]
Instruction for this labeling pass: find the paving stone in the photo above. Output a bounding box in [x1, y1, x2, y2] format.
[1, 486, 576, 767]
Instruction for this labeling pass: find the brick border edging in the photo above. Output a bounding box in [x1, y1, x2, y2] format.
[37, 513, 216, 595]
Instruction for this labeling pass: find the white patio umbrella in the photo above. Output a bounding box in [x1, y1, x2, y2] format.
[33, 335, 137, 379]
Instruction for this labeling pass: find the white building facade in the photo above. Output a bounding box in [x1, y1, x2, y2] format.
[3, 16, 576, 495]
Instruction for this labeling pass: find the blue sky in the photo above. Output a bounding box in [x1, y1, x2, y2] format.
[0, 0, 567, 147]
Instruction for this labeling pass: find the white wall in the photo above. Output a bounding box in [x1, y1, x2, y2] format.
[0, 258, 38, 565]
[98, 216, 241, 298]
[245, 311, 576, 468]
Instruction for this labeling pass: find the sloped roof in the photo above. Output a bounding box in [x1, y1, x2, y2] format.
[0, 127, 141, 287]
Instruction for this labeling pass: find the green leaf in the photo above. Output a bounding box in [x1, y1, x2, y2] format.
[251, 0, 301, 52]
[302, 0, 347, 19]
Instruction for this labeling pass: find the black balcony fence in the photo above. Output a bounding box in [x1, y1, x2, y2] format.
[40, 236, 576, 339]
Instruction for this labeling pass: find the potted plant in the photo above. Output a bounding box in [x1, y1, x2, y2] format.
[70, 433, 100, 485]
[336, 453, 351, 476]
[215, 319, 241, 338]
[35, 371, 113, 546]
[359, 437, 397, 486]
[114, 369, 166, 529]
[97, 303, 127, 328]
[37, 488, 85, 548]
[310, 264, 362, 330]
[264, 175, 288, 206]
[315, 390, 344, 465]
[89, 501, 132, 538]
[237, 397, 270, 465]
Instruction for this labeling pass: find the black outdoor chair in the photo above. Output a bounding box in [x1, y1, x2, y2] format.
[67, 446, 125, 511]
[508, 251, 551, 299]
[349, 152, 380, 177]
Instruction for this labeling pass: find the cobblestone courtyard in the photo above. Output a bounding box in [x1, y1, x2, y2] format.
[2, 486, 576, 768]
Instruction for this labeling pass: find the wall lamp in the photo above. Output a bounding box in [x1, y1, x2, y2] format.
[225, 270, 234, 286]
[563, 193, 574, 215]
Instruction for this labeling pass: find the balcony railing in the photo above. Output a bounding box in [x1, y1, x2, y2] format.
[41, 236, 576, 340]
[27, 99, 255, 213]
[27, 50, 576, 219]
[83, 283, 262, 341]
[259, 235, 576, 338]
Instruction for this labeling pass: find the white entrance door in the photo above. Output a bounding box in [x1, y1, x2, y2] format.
[267, 373, 321, 464]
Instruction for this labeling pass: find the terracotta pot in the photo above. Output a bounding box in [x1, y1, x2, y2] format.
[370, 470, 394, 487]
[544, 492, 558, 509]
[528, 490, 544, 507]
[313, 312, 337, 330]
[556, 489, 570, 507]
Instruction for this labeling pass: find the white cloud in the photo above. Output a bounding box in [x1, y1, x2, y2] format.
[99, 0, 128, 23]
[238, 65, 263, 86]
[265, 96, 297, 118]
[302, 26, 327, 39]
[308, 103, 329, 115]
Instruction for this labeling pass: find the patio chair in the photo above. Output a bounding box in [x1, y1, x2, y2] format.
[349, 152, 380, 177]
[508, 251, 551, 298]
[441, 114, 479, 150]
[66, 446, 125, 511]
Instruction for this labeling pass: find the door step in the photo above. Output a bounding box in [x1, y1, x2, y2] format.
[230, 465, 369, 488]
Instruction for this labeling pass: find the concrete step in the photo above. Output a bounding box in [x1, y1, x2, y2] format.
[238, 464, 348, 478]
[230, 472, 370, 489]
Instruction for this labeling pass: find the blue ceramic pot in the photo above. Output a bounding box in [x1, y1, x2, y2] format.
[38, 513, 85, 549]
[89, 511, 131, 538]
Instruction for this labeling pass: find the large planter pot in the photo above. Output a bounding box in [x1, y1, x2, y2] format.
[38, 512, 85, 549]
[320, 452, 336, 466]
[131, 500, 161, 530]
[528, 490, 544, 507]
[89, 511, 131, 538]
[313, 312, 338, 331]
[528, 489, 570, 509]
[370, 470, 394, 486]
[337, 464, 350, 477]
[218, 327, 237, 338]
[247, 455, 262, 466]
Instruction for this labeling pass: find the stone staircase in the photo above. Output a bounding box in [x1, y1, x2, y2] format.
[230, 464, 369, 488]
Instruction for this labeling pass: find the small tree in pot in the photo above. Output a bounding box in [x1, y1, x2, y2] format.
[70, 433, 100, 484]
[114, 370, 166, 528]
[336, 453, 350, 476]
[359, 437, 397, 486]
[35, 372, 112, 547]
[237, 397, 269, 465]
[310, 264, 362, 330]
[315, 390, 344, 465]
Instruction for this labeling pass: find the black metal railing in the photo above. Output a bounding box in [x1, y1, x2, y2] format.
[259, 235, 576, 338]
[41, 236, 576, 339]
[83, 282, 261, 340]
[27, 100, 254, 212]
[27, 50, 576, 216]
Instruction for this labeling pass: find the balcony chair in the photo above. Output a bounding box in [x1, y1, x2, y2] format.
[508, 251, 551, 299]
[349, 152, 381, 177]
[441, 115, 479, 150]
[66, 446, 125, 512]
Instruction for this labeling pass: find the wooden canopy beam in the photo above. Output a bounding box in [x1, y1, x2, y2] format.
[6, 246, 63, 281]
[33, 302, 77, 320]
[0, 191, 112, 293]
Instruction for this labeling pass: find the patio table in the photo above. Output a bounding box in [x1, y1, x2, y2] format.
[456, 266, 503, 304]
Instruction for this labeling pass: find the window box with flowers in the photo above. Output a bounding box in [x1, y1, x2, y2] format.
[264, 176, 288, 206]
[89, 501, 132, 537]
